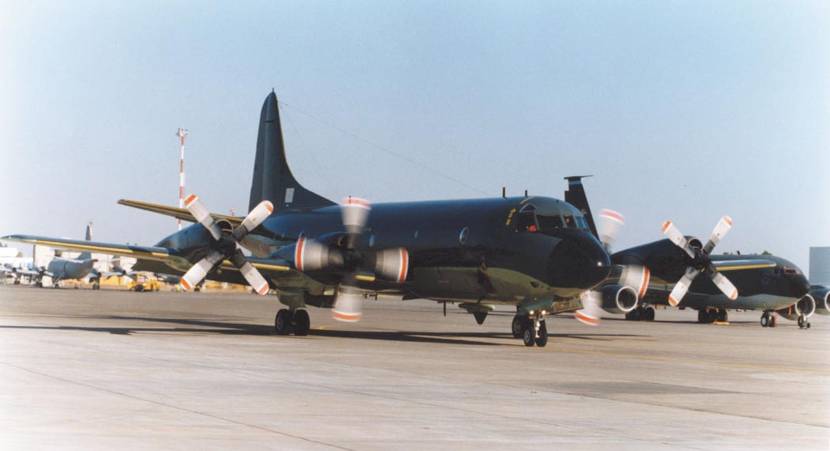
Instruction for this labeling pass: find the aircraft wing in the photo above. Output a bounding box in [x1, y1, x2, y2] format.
[1, 234, 321, 291]
[117, 199, 243, 227]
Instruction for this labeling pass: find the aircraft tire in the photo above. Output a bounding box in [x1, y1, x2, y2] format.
[522, 327, 535, 347]
[643, 307, 655, 321]
[534, 321, 548, 347]
[769, 315, 777, 328]
[760, 312, 770, 328]
[274, 309, 292, 335]
[511, 315, 527, 338]
[717, 309, 728, 322]
[293, 309, 310, 336]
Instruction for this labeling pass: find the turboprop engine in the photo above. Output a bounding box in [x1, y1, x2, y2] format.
[600, 284, 638, 314]
[776, 294, 817, 321]
[810, 286, 830, 315]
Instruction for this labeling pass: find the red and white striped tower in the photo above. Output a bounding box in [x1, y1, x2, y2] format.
[176, 128, 188, 230]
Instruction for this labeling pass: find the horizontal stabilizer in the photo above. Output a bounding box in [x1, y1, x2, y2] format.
[118, 199, 243, 226]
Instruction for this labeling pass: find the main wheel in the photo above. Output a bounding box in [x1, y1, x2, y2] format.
[92, 282, 100, 291]
[534, 320, 548, 347]
[760, 313, 769, 327]
[293, 309, 310, 336]
[512, 315, 527, 338]
[769, 314, 777, 328]
[629, 308, 641, 321]
[522, 326, 535, 347]
[698, 309, 707, 323]
[717, 309, 728, 322]
[274, 309, 293, 335]
[643, 307, 655, 321]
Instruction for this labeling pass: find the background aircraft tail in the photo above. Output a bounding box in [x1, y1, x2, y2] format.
[248, 92, 335, 212]
[76, 223, 93, 260]
[564, 176, 599, 238]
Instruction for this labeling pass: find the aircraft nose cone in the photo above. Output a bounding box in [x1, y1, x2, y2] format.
[547, 233, 611, 290]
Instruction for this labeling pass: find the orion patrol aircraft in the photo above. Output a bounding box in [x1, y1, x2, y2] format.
[3, 91, 614, 347]
[572, 207, 813, 329]
[9, 223, 101, 289]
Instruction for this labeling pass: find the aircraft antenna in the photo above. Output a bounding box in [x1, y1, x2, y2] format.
[176, 128, 189, 230]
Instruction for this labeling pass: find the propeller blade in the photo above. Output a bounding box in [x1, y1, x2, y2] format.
[703, 216, 733, 255]
[575, 290, 603, 326]
[180, 250, 224, 291]
[229, 248, 270, 295]
[332, 287, 364, 322]
[374, 247, 409, 283]
[341, 197, 371, 235]
[661, 220, 695, 258]
[597, 209, 624, 250]
[233, 200, 274, 240]
[294, 236, 332, 272]
[668, 267, 700, 306]
[710, 271, 738, 300]
[184, 194, 221, 241]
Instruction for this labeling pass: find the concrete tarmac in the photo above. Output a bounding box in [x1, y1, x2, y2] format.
[0, 285, 828, 450]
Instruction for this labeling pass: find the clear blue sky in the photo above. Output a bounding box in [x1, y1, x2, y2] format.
[1, 1, 827, 270]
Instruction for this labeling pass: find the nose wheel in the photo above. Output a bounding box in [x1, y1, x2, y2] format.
[797, 314, 811, 329]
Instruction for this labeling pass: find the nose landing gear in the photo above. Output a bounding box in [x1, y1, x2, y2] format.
[797, 314, 811, 329]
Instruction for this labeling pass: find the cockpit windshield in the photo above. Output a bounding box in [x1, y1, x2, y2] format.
[514, 198, 589, 234]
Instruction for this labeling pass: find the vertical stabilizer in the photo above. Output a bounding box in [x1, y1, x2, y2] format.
[77, 223, 93, 260]
[248, 92, 335, 212]
[564, 176, 598, 238]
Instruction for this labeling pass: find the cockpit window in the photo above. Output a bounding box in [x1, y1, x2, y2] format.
[516, 204, 538, 233]
[537, 214, 563, 230]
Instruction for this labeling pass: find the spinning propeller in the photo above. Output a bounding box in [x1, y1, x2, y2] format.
[179, 194, 274, 295]
[575, 209, 626, 326]
[294, 197, 409, 322]
[662, 216, 737, 306]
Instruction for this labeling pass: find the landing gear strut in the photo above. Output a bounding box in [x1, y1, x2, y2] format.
[760, 311, 777, 328]
[274, 308, 311, 336]
[515, 313, 548, 348]
[797, 314, 811, 329]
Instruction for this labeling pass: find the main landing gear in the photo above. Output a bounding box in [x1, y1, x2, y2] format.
[797, 314, 811, 329]
[698, 308, 727, 323]
[512, 314, 548, 347]
[274, 308, 311, 336]
[760, 311, 777, 328]
[625, 306, 655, 321]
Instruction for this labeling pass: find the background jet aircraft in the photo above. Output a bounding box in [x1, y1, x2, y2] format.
[3, 91, 613, 348]
[569, 200, 812, 328]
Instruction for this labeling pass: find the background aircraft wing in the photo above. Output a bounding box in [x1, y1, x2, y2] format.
[117, 199, 243, 227]
[1, 234, 322, 291]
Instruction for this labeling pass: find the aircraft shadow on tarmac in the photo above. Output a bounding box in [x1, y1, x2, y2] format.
[0, 315, 647, 346]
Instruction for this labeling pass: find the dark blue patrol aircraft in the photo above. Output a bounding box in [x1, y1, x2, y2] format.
[3, 92, 614, 347]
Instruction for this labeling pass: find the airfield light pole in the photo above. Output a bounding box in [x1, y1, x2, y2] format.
[176, 128, 188, 230]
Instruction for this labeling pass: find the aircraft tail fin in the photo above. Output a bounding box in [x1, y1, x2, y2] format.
[77, 223, 93, 260]
[564, 176, 599, 238]
[248, 92, 335, 212]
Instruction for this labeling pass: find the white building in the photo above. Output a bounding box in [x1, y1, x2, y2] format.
[809, 247, 830, 285]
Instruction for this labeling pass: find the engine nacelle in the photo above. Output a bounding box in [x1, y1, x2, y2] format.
[811, 286, 830, 315]
[600, 284, 638, 314]
[776, 294, 816, 321]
